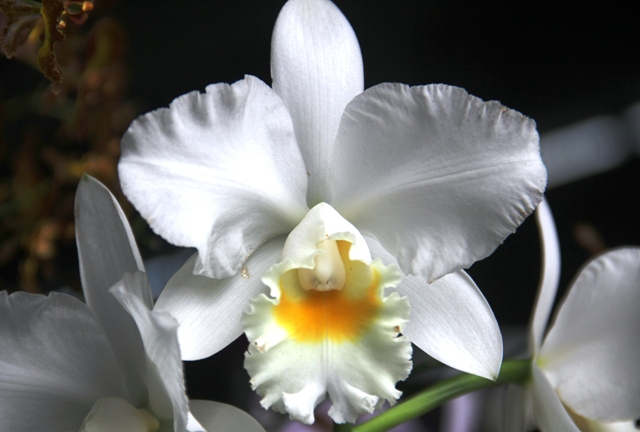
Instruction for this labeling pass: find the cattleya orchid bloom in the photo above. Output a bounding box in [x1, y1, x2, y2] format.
[118, 0, 546, 424]
[0, 176, 265, 432]
[505, 199, 640, 432]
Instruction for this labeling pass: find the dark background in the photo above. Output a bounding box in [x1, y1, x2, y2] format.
[2, 0, 639, 429]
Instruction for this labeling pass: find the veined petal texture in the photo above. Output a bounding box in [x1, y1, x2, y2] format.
[271, 0, 364, 205]
[331, 83, 546, 283]
[119, 75, 309, 279]
[0, 291, 129, 432]
[75, 175, 148, 406]
[155, 237, 285, 361]
[396, 271, 502, 380]
[365, 235, 502, 380]
[539, 247, 640, 423]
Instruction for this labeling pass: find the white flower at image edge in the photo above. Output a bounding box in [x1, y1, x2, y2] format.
[0, 176, 265, 432]
[505, 200, 640, 432]
[118, 0, 546, 424]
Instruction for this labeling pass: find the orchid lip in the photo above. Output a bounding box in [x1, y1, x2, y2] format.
[243, 203, 411, 424]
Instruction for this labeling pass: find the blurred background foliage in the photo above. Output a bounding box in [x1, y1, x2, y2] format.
[1, 0, 139, 295]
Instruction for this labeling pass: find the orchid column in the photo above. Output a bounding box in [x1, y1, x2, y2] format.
[118, 0, 546, 424]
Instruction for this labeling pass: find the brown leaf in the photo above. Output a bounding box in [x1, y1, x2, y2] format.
[0, 0, 41, 59]
[37, 0, 65, 83]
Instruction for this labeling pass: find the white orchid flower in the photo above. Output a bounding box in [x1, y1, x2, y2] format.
[505, 199, 640, 431]
[118, 0, 546, 424]
[0, 175, 265, 432]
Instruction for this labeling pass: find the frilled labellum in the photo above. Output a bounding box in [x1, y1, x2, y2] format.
[243, 203, 412, 424]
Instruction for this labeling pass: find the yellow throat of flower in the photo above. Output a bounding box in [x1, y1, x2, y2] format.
[273, 240, 383, 344]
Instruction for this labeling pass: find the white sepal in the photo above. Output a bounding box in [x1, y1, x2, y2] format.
[110, 272, 189, 432]
[75, 175, 148, 405]
[396, 271, 502, 380]
[271, 0, 364, 204]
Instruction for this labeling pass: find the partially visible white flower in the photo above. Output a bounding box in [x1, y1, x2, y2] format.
[0, 175, 265, 432]
[505, 199, 640, 432]
[119, 0, 546, 423]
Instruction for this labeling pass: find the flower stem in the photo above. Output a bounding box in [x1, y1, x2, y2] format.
[353, 358, 531, 432]
[334, 422, 353, 432]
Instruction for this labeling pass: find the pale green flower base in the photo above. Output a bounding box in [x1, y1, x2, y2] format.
[334, 359, 531, 432]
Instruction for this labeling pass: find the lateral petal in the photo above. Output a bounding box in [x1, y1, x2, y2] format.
[395, 271, 502, 380]
[154, 236, 286, 361]
[0, 291, 129, 432]
[331, 83, 546, 283]
[119, 75, 308, 279]
[75, 175, 148, 405]
[271, 0, 364, 204]
[539, 247, 640, 422]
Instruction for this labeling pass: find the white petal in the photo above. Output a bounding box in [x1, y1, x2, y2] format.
[154, 237, 286, 361]
[119, 75, 308, 279]
[538, 247, 640, 423]
[530, 198, 561, 356]
[530, 364, 581, 432]
[75, 175, 148, 405]
[0, 291, 129, 432]
[78, 397, 160, 432]
[395, 271, 502, 380]
[188, 400, 266, 432]
[331, 83, 546, 283]
[110, 272, 188, 431]
[503, 385, 527, 432]
[271, 0, 364, 204]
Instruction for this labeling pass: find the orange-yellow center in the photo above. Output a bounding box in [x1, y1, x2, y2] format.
[273, 241, 383, 343]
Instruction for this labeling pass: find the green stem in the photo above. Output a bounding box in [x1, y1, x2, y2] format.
[353, 358, 531, 432]
[334, 422, 353, 432]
